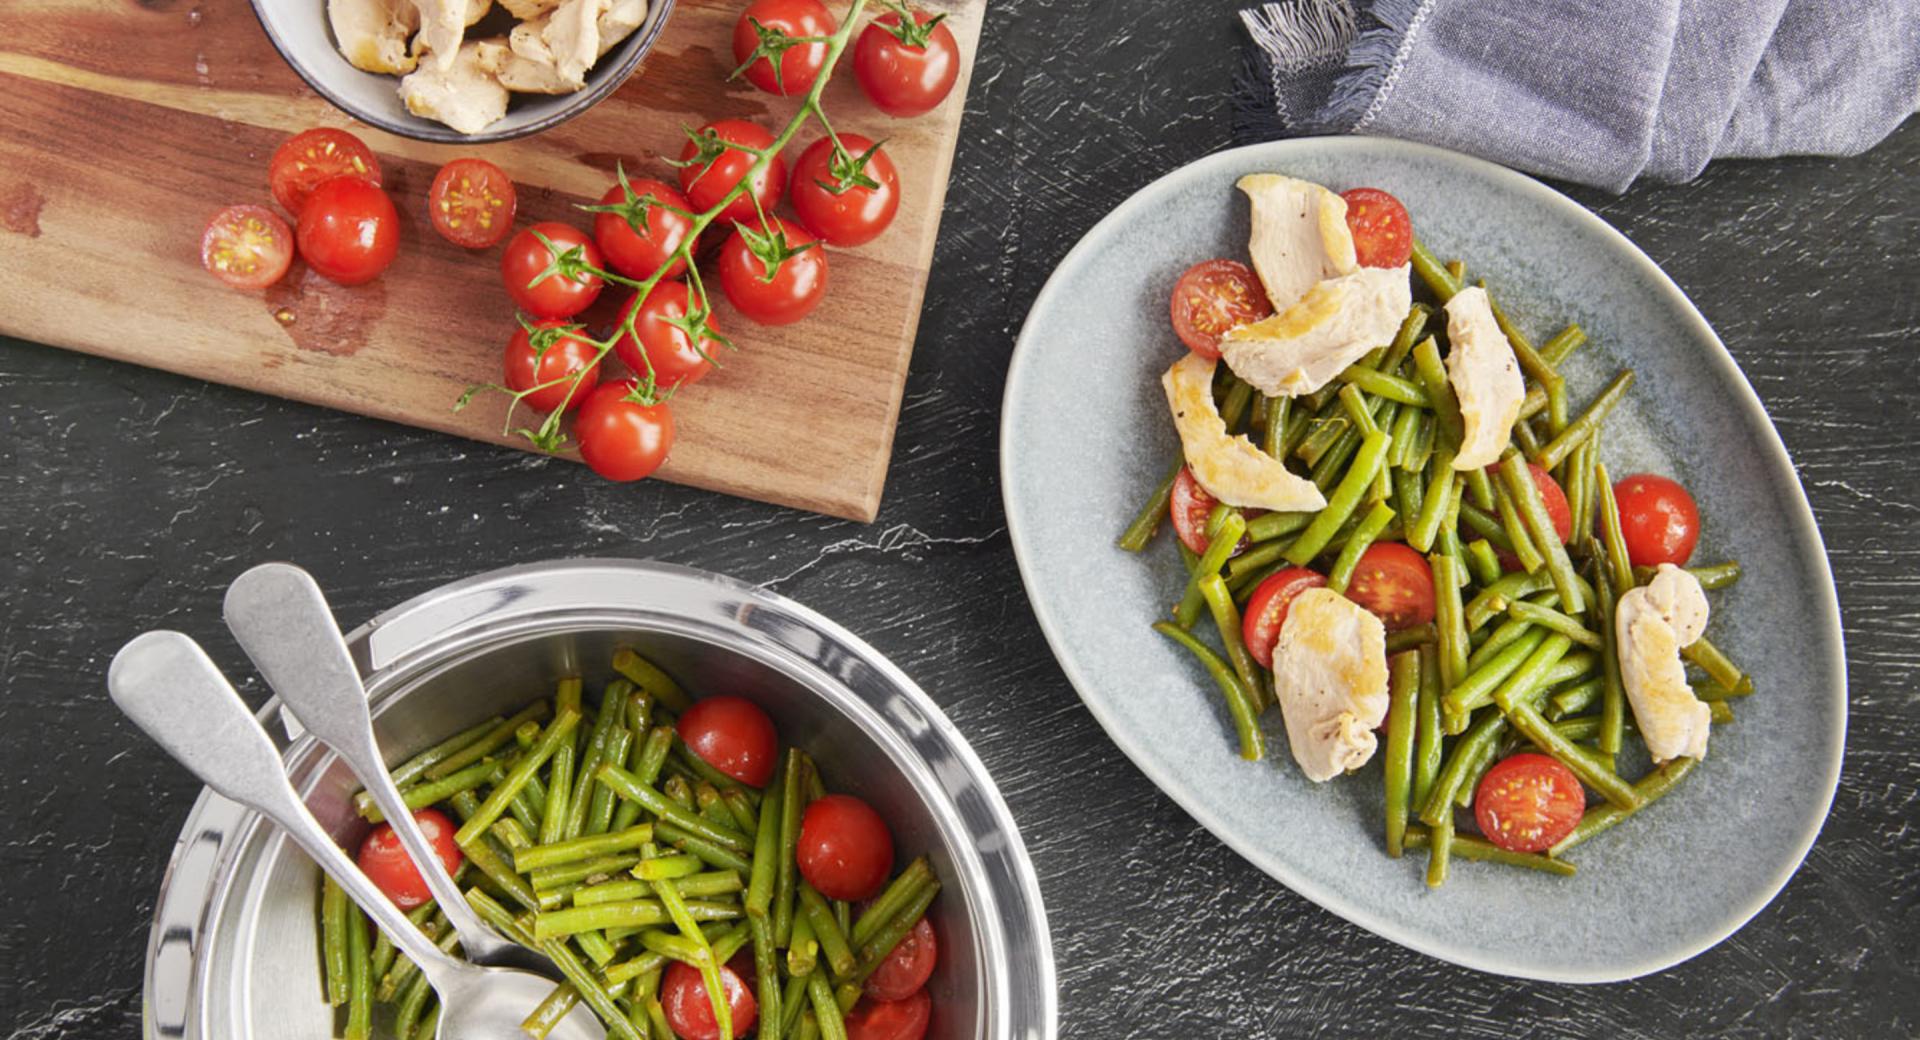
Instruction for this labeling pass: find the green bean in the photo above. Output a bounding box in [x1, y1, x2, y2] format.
[1384, 623, 1435, 653]
[1407, 446, 1458, 553]
[1244, 510, 1314, 545]
[1549, 758, 1696, 856]
[1466, 570, 1554, 631]
[1445, 627, 1551, 717]
[1383, 652, 1420, 857]
[1634, 561, 1743, 590]
[1320, 501, 1395, 595]
[370, 900, 436, 986]
[534, 898, 738, 939]
[1174, 512, 1248, 629]
[539, 728, 577, 848]
[1430, 553, 1471, 690]
[787, 902, 821, 976]
[1436, 492, 1466, 574]
[1421, 709, 1508, 825]
[1152, 620, 1264, 761]
[797, 884, 857, 979]
[409, 1002, 443, 1040]
[1466, 611, 1537, 675]
[531, 853, 643, 891]
[1590, 463, 1636, 596]
[1381, 304, 1432, 374]
[585, 728, 635, 837]
[1409, 336, 1464, 448]
[1548, 677, 1605, 720]
[449, 705, 580, 848]
[1479, 281, 1563, 394]
[1286, 430, 1391, 564]
[1465, 539, 1503, 585]
[1710, 699, 1736, 724]
[634, 852, 705, 881]
[1491, 469, 1545, 573]
[1482, 632, 1575, 715]
[1682, 634, 1747, 692]
[1197, 573, 1268, 717]
[1540, 324, 1586, 366]
[1409, 646, 1444, 810]
[1535, 369, 1634, 471]
[561, 687, 628, 842]
[773, 750, 812, 946]
[612, 726, 675, 833]
[1342, 364, 1430, 408]
[392, 967, 434, 1040]
[523, 984, 583, 1040]
[1409, 238, 1462, 301]
[597, 764, 752, 852]
[655, 824, 753, 873]
[512, 824, 655, 873]
[1462, 465, 1496, 514]
[1538, 650, 1598, 690]
[320, 875, 349, 1006]
[388, 715, 506, 788]
[1393, 457, 1426, 545]
[342, 907, 373, 1039]
[1499, 697, 1640, 810]
[1403, 826, 1577, 876]
[609, 649, 692, 713]
[356, 756, 500, 823]
[376, 908, 448, 1001]
[1425, 815, 1453, 888]
[1337, 384, 1381, 436]
[808, 970, 849, 1040]
[851, 859, 933, 948]
[1501, 452, 1584, 613]
[1453, 736, 1500, 809]
[1255, 396, 1287, 459]
[653, 877, 732, 1040]
[852, 879, 940, 984]
[746, 768, 783, 922]
[1386, 404, 1422, 470]
[1295, 414, 1351, 469]
[1693, 676, 1755, 700]
[1220, 376, 1256, 434]
[426, 701, 551, 780]
[1505, 600, 1601, 649]
[1589, 570, 1626, 754]
[540, 939, 646, 1040]
[1309, 425, 1366, 493]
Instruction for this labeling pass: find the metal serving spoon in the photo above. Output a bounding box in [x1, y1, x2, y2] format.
[107, 630, 604, 1040]
[221, 561, 553, 976]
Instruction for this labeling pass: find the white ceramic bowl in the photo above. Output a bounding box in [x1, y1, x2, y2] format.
[250, 0, 677, 142]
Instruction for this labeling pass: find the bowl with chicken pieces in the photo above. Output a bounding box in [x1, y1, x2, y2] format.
[252, 0, 674, 140]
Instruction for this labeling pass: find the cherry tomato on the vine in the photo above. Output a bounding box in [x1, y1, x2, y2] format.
[853, 9, 960, 117]
[592, 176, 694, 281]
[1340, 187, 1413, 268]
[718, 215, 828, 326]
[845, 989, 932, 1040]
[296, 176, 400, 286]
[427, 158, 516, 249]
[501, 222, 604, 319]
[269, 127, 381, 217]
[660, 959, 757, 1040]
[864, 917, 936, 1001]
[573, 381, 674, 482]
[504, 319, 601, 413]
[201, 205, 294, 290]
[1343, 542, 1436, 631]
[790, 133, 901, 247]
[1241, 567, 1328, 669]
[677, 695, 778, 787]
[797, 794, 893, 901]
[617, 282, 722, 387]
[731, 0, 836, 96]
[678, 119, 787, 226]
[1473, 752, 1585, 853]
[1612, 473, 1700, 567]
[1170, 259, 1271, 359]
[355, 808, 462, 910]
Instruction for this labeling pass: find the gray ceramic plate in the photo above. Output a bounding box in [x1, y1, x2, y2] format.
[1000, 138, 1847, 982]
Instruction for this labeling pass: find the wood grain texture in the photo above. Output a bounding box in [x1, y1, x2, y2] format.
[0, 0, 986, 522]
[2, 2, 1918, 1038]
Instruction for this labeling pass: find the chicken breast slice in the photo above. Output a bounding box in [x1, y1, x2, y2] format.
[1237, 173, 1358, 313]
[411, 0, 477, 72]
[595, 0, 647, 56]
[399, 40, 511, 134]
[498, 0, 560, 19]
[1615, 564, 1713, 763]
[1163, 353, 1327, 513]
[541, 0, 609, 86]
[1272, 588, 1390, 782]
[330, 0, 420, 75]
[1218, 264, 1412, 398]
[1444, 286, 1525, 471]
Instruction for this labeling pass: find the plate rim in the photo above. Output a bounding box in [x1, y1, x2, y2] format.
[998, 135, 1848, 983]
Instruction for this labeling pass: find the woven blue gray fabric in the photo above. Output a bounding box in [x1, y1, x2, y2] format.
[1240, 0, 1920, 191]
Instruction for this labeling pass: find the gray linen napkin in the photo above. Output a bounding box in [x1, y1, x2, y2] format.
[1239, 0, 1920, 191]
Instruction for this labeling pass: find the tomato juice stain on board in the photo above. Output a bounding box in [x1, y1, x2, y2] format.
[2, 182, 45, 238]
[264, 267, 383, 356]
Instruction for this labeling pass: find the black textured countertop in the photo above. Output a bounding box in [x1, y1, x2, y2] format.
[3, 4, 1917, 1036]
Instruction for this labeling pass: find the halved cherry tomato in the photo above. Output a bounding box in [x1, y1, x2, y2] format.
[296, 177, 399, 286]
[356, 808, 462, 910]
[845, 988, 932, 1040]
[201, 205, 294, 290]
[853, 9, 960, 117]
[731, 0, 836, 96]
[504, 319, 601, 413]
[574, 382, 673, 482]
[1473, 752, 1585, 853]
[427, 158, 516, 249]
[1340, 187, 1412, 268]
[679, 119, 787, 226]
[797, 794, 893, 901]
[864, 916, 936, 1000]
[1241, 567, 1328, 669]
[269, 127, 381, 217]
[660, 959, 757, 1040]
[790, 134, 901, 247]
[592, 177, 694, 281]
[677, 695, 778, 787]
[1613, 473, 1699, 567]
[616, 282, 720, 388]
[1496, 462, 1572, 570]
[1170, 259, 1271, 360]
[501, 222, 604, 319]
[718, 216, 827, 326]
[1344, 542, 1436, 631]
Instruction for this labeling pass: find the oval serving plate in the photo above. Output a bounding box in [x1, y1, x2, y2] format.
[1000, 137, 1846, 982]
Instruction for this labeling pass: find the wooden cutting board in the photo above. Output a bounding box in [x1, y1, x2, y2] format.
[0, 0, 983, 521]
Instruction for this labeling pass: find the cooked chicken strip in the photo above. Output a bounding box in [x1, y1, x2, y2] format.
[1272, 588, 1390, 782]
[595, 0, 647, 55]
[329, 0, 420, 75]
[1443, 286, 1525, 471]
[1236, 173, 1357, 313]
[540, 0, 609, 86]
[1615, 564, 1713, 763]
[411, 0, 474, 71]
[1219, 264, 1412, 398]
[477, 33, 577, 93]
[399, 40, 511, 134]
[1163, 353, 1327, 513]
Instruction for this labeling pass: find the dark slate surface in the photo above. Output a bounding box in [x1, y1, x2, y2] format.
[2, 5, 1917, 1036]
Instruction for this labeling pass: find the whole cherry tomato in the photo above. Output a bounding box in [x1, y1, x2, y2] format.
[677, 695, 778, 787]
[659, 959, 757, 1040]
[592, 176, 694, 281]
[504, 319, 601, 413]
[797, 794, 893, 901]
[678, 119, 787, 226]
[718, 216, 828, 326]
[731, 0, 836, 96]
[296, 176, 400, 286]
[573, 381, 674, 482]
[853, 9, 960, 117]
[616, 282, 722, 387]
[790, 134, 901, 247]
[1612, 473, 1700, 567]
[355, 809, 462, 910]
[501, 222, 604, 319]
